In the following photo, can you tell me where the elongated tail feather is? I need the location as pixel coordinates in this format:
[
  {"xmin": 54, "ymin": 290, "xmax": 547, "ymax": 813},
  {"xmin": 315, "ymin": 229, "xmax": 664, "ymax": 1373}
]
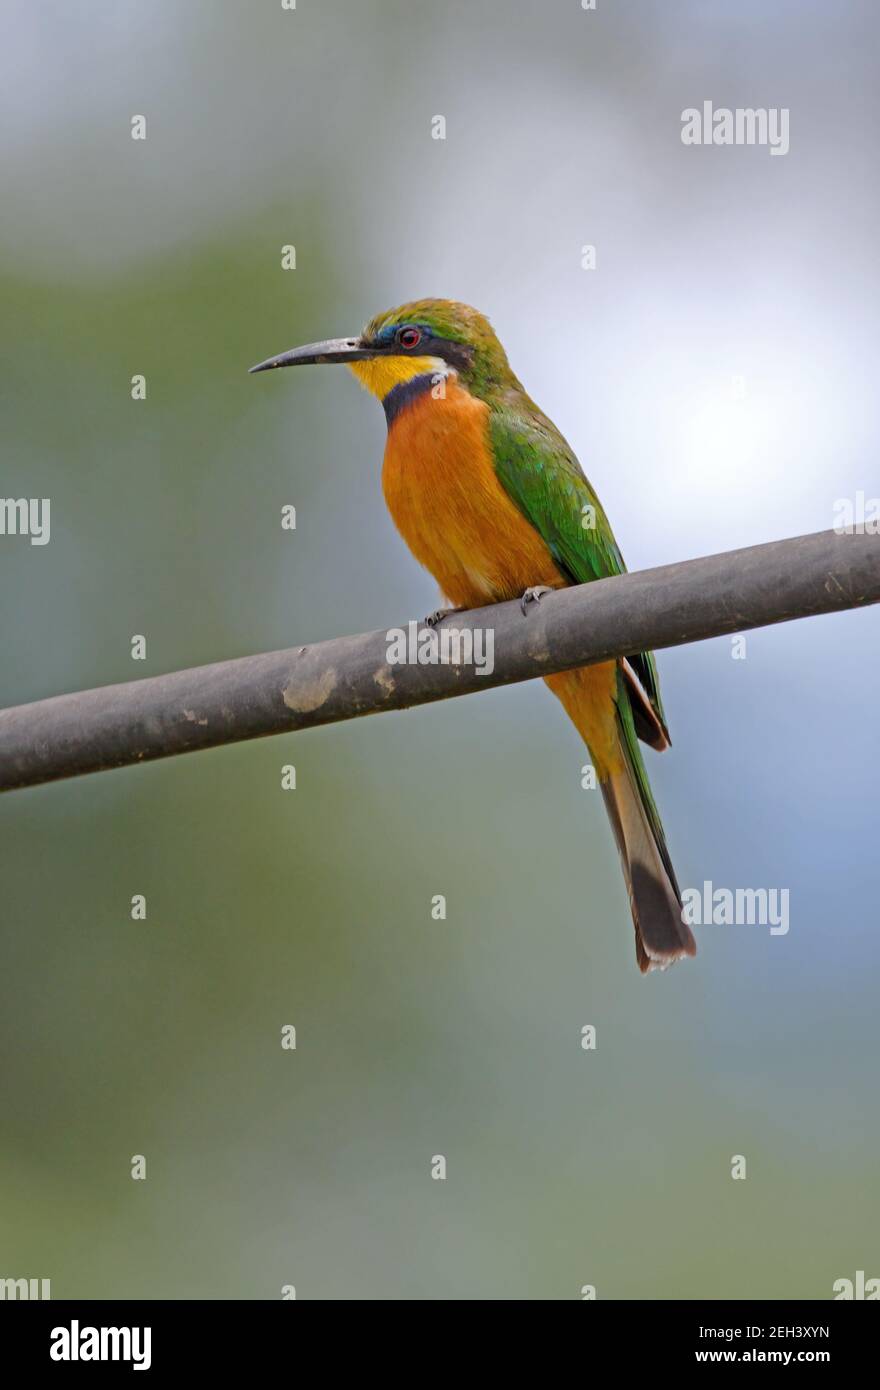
[
  {"xmin": 545, "ymin": 662, "xmax": 696, "ymax": 973},
  {"xmin": 601, "ymin": 758, "xmax": 696, "ymax": 972},
  {"xmin": 602, "ymin": 677, "xmax": 696, "ymax": 972}
]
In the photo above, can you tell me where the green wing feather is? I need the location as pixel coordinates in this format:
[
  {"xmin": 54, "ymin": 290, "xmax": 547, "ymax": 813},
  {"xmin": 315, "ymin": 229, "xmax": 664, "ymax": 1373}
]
[{"xmin": 487, "ymin": 402, "xmax": 669, "ymax": 739}]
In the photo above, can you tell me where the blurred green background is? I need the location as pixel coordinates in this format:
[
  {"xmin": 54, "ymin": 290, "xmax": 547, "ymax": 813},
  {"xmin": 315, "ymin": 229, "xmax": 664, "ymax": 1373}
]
[{"xmin": 1, "ymin": 0, "xmax": 878, "ymax": 1299}]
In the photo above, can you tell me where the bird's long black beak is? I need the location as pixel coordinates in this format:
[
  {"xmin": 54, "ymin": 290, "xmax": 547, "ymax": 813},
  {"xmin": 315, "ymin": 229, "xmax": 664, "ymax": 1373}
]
[{"xmin": 248, "ymin": 336, "xmax": 379, "ymax": 374}]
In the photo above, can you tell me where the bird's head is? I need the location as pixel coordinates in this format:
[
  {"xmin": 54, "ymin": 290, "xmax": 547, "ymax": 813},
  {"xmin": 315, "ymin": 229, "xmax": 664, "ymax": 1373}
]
[{"xmin": 249, "ymin": 299, "xmax": 516, "ymax": 403}]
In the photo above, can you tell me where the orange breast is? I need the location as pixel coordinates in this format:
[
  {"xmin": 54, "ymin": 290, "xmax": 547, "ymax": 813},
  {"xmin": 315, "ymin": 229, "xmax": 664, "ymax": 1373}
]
[
  {"xmin": 381, "ymin": 377, "xmax": 624, "ymax": 776},
  {"xmin": 381, "ymin": 377, "xmax": 564, "ymax": 609}
]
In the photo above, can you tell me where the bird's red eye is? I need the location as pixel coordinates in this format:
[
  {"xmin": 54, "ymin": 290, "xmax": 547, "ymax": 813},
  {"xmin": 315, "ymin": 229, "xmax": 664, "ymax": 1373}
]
[{"xmin": 398, "ymin": 327, "xmax": 422, "ymax": 349}]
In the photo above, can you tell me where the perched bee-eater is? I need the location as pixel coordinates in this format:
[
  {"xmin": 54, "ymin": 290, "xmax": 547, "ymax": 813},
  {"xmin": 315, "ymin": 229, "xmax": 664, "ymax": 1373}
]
[{"xmin": 251, "ymin": 300, "xmax": 696, "ymax": 972}]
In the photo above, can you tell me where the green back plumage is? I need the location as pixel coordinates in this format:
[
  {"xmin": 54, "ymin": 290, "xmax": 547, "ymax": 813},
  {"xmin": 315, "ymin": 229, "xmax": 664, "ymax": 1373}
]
[{"xmin": 486, "ymin": 399, "xmax": 668, "ymax": 737}]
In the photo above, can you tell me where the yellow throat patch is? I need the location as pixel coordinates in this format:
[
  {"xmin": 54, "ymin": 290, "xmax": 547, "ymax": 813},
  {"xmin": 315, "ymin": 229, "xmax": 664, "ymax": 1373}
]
[{"xmin": 348, "ymin": 355, "xmax": 447, "ymax": 401}]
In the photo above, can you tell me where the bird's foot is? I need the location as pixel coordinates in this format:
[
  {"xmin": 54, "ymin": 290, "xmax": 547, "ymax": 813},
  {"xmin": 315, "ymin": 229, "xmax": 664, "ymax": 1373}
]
[
  {"xmin": 520, "ymin": 585, "xmax": 554, "ymax": 616},
  {"xmin": 424, "ymin": 606, "xmax": 461, "ymax": 628}
]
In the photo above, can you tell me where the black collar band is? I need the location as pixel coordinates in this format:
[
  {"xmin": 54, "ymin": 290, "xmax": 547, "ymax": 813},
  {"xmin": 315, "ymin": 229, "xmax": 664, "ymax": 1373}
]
[{"xmin": 383, "ymin": 372, "xmax": 444, "ymax": 426}]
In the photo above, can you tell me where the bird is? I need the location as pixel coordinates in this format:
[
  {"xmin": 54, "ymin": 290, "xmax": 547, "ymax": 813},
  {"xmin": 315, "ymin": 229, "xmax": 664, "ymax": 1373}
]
[{"xmin": 250, "ymin": 299, "xmax": 696, "ymax": 973}]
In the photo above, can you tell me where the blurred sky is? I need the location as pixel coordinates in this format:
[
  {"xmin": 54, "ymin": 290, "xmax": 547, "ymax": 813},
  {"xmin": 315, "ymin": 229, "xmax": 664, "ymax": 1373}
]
[{"xmin": 1, "ymin": 0, "xmax": 878, "ymax": 1299}]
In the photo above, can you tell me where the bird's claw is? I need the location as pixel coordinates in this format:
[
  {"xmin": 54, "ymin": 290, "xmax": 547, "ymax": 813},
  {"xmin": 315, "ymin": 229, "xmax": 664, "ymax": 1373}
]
[
  {"xmin": 520, "ymin": 585, "xmax": 554, "ymax": 616},
  {"xmin": 424, "ymin": 607, "xmax": 459, "ymax": 628}
]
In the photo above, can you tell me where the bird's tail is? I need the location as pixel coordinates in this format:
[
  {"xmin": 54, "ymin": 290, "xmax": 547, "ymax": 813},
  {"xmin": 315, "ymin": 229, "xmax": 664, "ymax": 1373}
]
[
  {"xmin": 547, "ymin": 663, "xmax": 696, "ymax": 973},
  {"xmin": 600, "ymin": 700, "xmax": 697, "ymax": 973}
]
